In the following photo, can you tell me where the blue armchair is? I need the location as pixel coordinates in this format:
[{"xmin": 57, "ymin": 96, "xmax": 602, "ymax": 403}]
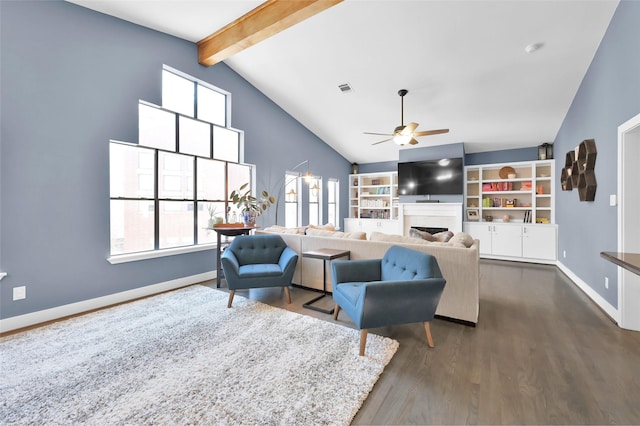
[
  {"xmin": 332, "ymin": 245, "xmax": 446, "ymax": 356},
  {"xmin": 220, "ymin": 234, "xmax": 298, "ymax": 308}
]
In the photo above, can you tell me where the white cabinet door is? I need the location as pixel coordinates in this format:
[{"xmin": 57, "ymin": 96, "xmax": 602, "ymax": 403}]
[
  {"xmin": 464, "ymin": 222, "xmax": 493, "ymax": 255},
  {"xmin": 378, "ymin": 220, "xmax": 401, "ymax": 235},
  {"xmin": 522, "ymin": 225, "xmax": 557, "ymax": 260},
  {"xmin": 491, "ymin": 224, "xmax": 523, "ymax": 257},
  {"xmin": 343, "ymin": 218, "xmax": 360, "ymax": 233}
]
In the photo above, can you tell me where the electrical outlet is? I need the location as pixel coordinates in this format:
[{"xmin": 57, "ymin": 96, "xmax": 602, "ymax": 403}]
[
  {"xmin": 605, "ymin": 277, "xmax": 609, "ymax": 289},
  {"xmin": 563, "ymin": 250, "xmax": 567, "ymax": 259},
  {"xmin": 13, "ymin": 286, "xmax": 26, "ymax": 301}
]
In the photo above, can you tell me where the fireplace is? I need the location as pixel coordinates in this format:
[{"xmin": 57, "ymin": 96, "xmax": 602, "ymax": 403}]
[
  {"xmin": 399, "ymin": 203, "xmax": 463, "ymax": 237},
  {"xmin": 411, "ymin": 226, "xmax": 448, "ymax": 234}
]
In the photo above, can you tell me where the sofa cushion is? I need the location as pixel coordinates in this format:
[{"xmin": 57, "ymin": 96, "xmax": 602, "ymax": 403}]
[
  {"xmin": 305, "ymin": 228, "xmax": 367, "ymax": 240},
  {"xmin": 306, "ymin": 223, "xmax": 336, "ymax": 232},
  {"xmin": 370, "ymin": 232, "xmax": 431, "ymax": 245},
  {"xmin": 262, "ymin": 225, "xmax": 306, "ymax": 234}
]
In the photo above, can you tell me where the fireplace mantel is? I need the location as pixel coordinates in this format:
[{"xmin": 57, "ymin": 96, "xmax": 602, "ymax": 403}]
[{"xmin": 398, "ymin": 203, "xmax": 463, "ymax": 236}]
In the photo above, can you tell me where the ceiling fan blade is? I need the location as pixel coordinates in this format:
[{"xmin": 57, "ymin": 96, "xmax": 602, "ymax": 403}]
[
  {"xmin": 413, "ymin": 128, "xmax": 450, "ymax": 137},
  {"xmin": 409, "ymin": 138, "xmax": 419, "ymax": 145},
  {"xmin": 401, "ymin": 122, "xmax": 419, "ymax": 135},
  {"xmin": 371, "ymin": 138, "xmax": 392, "ymax": 145},
  {"xmin": 364, "ymin": 131, "xmax": 393, "ymax": 136}
]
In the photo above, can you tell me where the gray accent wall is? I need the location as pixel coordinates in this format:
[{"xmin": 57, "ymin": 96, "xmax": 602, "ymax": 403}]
[
  {"xmin": 553, "ymin": 0, "xmax": 639, "ymax": 308},
  {"xmin": 0, "ymin": 1, "xmax": 349, "ymax": 320}
]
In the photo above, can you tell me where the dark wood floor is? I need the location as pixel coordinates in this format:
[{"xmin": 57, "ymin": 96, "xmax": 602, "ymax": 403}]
[{"xmin": 208, "ymin": 259, "xmax": 640, "ymax": 425}]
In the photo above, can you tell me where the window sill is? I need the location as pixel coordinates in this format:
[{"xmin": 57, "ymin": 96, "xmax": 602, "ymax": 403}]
[{"xmin": 107, "ymin": 243, "xmax": 217, "ymax": 264}]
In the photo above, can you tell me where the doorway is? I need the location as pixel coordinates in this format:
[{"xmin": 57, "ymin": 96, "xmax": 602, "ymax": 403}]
[{"xmin": 618, "ymin": 112, "xmax": 640, "ymax": 331}]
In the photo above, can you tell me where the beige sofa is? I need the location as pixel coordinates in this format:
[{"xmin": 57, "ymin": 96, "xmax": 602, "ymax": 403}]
[{"xmin": 257, "ymin": 228, "xmax": 480, "ymax": 325}]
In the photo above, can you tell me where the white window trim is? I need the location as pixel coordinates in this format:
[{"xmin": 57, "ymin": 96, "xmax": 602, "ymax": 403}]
[{"xmin": 108, "ymin": 242, "xmax": 217, "ymax": 264}]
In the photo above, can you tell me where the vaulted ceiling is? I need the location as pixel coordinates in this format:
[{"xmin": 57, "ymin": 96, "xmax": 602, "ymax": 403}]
[{"xmin": 67, "ymin": 0, "xmax": 619, "ymax": 164}]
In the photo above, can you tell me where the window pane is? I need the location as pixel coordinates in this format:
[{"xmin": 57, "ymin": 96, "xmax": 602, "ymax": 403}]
[
  {"xmin": 158, "ymin": 152, "xmax": 193, "ymax": 199},
  {"xmin": 197, "ymin": 158, "xmax": 226, "ymax": 200},
  {"xmin": 197, "ymin": 84, "xmax": 226, "ymax": 126},
  {"xmin": 162, "ymin": 70, "xmax": 194, "ymax": 117},
  {"xmin": 179, "ymin": 116, "xmax": 210, "ymax": 157},
  {"xmin": 228, "ymin": 163, "xmax": 251, "ymax": 197},
  {"xmin": 110, "ymin": 200, "xmax": 155, "ymax": 255},
  {"xmin": 110, "ymin": 143, "xmax": 155, "ymax": 199},
  {"xmin": 159, "ymin": 201, "xmax": 194, "ymax": 249},
  {"xmin": 213, "ymin": 126, "xmax": 239, "ymax": 163},
  {"xmin": 139, "ymin": 103, "xmax": 176, "ymax": 151},
  {"xmin": 285, "ymin": 203, "xmax": 298, "ymax": 228}
]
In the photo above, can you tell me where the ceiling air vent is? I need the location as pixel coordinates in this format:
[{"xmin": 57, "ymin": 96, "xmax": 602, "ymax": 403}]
[{"xmin": 338, "ymin": 83, "xmax": 353, "ymax": 93}]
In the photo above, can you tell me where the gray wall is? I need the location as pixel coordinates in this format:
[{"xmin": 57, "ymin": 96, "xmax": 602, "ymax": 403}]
[
  {"xmin": 0, "ymin": 1, "xmax": 349, "ymax": 320},
  {"xmin": 553, "ymin": 0, "xmax": 640, "ymax": 308}
]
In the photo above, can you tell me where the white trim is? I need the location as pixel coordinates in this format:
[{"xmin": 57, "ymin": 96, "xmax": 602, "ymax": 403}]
[
  {"xmin": 0, "ymin": 272, "xmax": 7, "ymax": 281},
  {"xmin": 617, "ymin": 112, "xmax": 640, "ymax": 330},
  {"xmin": 108, "ymin": 243, "xmax": 216, "ymax": 264},
  {"xmin": 0, "ymin": 271, "xmax": 216, "ymax": 333},
  {"xmin": 556, "ymin": 260, "xmax": 619, "ymax": 323}
]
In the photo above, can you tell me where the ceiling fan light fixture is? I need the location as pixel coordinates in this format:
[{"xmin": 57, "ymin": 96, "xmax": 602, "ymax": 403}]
[{"xmin": 393, "ymin": 134, "xmax": 412, "ymax": 146}]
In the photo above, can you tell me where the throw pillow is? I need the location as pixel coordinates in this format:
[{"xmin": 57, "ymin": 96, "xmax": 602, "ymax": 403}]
[
  {"xmin": 432, "ymin": 231, "xmax": 454, "ymax": 243},
  {"xmin": 409, "ymin": 228, "xmax": 435, "ymax": 241},
  {"xmin": 449, "ymin": 232, "xmax": 475, "ymax": 248}
]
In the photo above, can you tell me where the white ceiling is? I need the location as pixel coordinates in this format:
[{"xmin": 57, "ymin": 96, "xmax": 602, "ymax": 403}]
[{"xmin": 67, "ymin": 0, "xmax": 619, "ymax": 164}]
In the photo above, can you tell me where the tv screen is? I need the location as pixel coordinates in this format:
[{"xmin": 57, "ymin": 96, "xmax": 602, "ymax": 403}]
[{"xmin": 398, "ymin": 158, "xmax": 464, "ymax": 195}]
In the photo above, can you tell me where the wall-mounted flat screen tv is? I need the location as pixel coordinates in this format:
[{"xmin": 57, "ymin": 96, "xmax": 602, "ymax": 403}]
[{"xmin": 398, "ymin": 158, "xmax": 464, "ymax": 195}]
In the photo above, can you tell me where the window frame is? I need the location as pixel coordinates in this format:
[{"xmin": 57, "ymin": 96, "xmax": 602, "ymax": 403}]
[{"xmin": 108, "ymin": 65, "xmax": 250, "ymax": 264}]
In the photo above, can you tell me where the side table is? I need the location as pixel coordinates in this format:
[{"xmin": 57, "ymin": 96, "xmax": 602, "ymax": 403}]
[
  {"xmin": 302, "ymin": 248, "xmax": 350, "ymax": 314},
  {"xmin": 212, "ymin": 225, "xmax": 256, "ymax": 288}
]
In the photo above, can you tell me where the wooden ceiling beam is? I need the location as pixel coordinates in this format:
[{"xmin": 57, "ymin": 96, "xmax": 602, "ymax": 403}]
[{"xmin": 197, "ymin": 0, "xmax": 343, "ymax": 67}]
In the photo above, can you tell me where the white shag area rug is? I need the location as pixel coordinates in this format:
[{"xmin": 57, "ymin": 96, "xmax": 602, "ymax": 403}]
[{"xmin": 0, "ymin": 285, "xmax": 398, "ymax": 425}]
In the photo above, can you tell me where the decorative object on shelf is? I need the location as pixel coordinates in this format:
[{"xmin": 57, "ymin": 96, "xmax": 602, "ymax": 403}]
[
  {"xmin": 560, "ymin": 139, "xmax": 597, "ymax": 201},
  {"xmin": 503, "ymin": 215, "xmax": 510, "ymax": 222},
  {"xmin": 499, "ymin": 166, "xmax": 516, "ymax": 179},
  {"xmin": 508, "ymin": 173, "xmax": 516, "ymax": 179},
  {"xmin": 229, "ymin": 182, "xmax": 275, "ymax": 226},
  {"xmin": 207, "ymin": 204, "xmax": 223, "ymax": 228},
  {"xmin": 538, "ymin": 143, "xmax": 554, "ymax": 160},
  {"xmin": 484, "ymin": 215, "xmax": 493, "ymax": 222},
  {"xmin": 466, "ymin": 209, "xmax": 479, "ymax": 221},
  {"xmin": 351, "ymin": 163, "xmax": 359, "ymax": 174}
]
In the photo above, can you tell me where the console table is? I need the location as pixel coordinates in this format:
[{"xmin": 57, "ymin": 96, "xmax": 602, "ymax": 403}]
[
  {"xmin": 302, "ymin": 248, "xmax": 350, "ymax": 314},
  {"xmin": 212, "ymin": 225, "xmax": 256, "ymax": 287},
  {"xmin": 601, "ymin": 251, "xmax": 640, "ymax": 276}
]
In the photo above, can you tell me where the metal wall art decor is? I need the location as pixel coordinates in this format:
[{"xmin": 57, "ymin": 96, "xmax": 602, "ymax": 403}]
[{"xmin": 560, "ymin": 139, "xmax": 597, "ymax": 201}]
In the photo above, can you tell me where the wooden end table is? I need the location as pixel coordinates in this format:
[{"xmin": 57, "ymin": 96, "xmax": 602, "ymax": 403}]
[{"xmin": 302, "ymin": 248, "xmax": 350, "ymax": 314}]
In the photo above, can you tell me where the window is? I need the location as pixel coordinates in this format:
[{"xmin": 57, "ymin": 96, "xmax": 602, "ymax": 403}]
[
  {"xmin": 327, "ymin": 179, "xmax": 339, "ymax": 228},
  {"xmin": 284, "ymin": 172, "xmax": 301, "ymax": 228},
  {"xmin": 110, "ymin": 66, "xmax": 247, "ymax": 258},
  {"xmin": 308, "ymin": 177, "xmax": 322, "ymax": 226}
]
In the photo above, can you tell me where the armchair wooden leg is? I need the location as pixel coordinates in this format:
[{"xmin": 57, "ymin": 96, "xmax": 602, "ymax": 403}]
[
  {"xmin": 333, "ymin": 304, "xmax": 341, "ymax": 320},
  {"xmin": 424, "ymin": 321, "xmax": 435, "ymax": 348},
  {"xmin": 284, "ymin": 286, "xmax": 291, "ymax": 304},
  {"xmin": 227, "ymin": 290, "xmax": 235, "ymax": 308},
  {"xmin": 359, "ymin": 330, "xmax": 368, "ymax": 356}
]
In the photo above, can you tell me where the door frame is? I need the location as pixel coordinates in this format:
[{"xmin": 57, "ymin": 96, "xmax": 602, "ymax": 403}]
[{"xmin": 617, "ymin": 112, "xmax": 640, "ymax": 331}]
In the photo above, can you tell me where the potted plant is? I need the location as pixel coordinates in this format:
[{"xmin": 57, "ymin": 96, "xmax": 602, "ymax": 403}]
[{"xmin": 229, "ymin": 182, "xmax": 275, "ymax": 226}]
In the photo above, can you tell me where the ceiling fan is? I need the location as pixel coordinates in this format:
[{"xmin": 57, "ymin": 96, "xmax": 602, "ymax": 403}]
[{"xmin": 365, "ymin": 89, "xmax": 449, "ymax": 146}]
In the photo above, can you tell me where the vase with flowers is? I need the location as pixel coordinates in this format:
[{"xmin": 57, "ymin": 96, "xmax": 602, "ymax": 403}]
[{"xmin": 229, "ymin": 183, "xmax": 275, "ymax": 226}]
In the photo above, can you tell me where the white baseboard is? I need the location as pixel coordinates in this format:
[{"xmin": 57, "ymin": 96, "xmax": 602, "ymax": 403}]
[
  {"xmin": 556, "ymin": 261, "xmax": 620, "ymax": 323},
  {"xmin": 0, "ymin": 271, "xmax": 217, "ymax": 333}
]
